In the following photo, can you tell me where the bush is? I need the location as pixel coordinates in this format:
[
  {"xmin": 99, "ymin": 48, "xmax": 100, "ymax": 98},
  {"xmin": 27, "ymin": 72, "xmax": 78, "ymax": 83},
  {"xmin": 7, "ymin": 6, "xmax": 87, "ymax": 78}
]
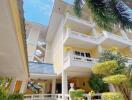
[
  {"xmin": 102, "ymin": 92, "xmax": 124, "ymax": 100},
  {"xmin": 103, "ymin": 74, "xmax": 127, "ymax": 84},
  {"xmin": 92, "ymin": 60, "xmax": 118, "ymax": 75},
  {"xmin": 70, "ymin": 89, "xmax": 85, "ymax": 100},
  {"xmin": 7, "ymin": 93, "xmax": 24, "ymax": 100},
  {"xmin": 89, "ymin": 74, "xmax": 109, "ymax": 93}
]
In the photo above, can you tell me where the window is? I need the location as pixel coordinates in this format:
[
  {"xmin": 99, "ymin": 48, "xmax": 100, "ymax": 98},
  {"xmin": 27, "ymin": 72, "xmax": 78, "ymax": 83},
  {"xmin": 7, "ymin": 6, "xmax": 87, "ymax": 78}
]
[
  {"xmin": 81, "ymin": 52, "xmax": 85, "ymax": 57},
  {"xmin": 74, "ymin": 51, "xmax": 80, "ymax": 56},
  {"xmin": 85, "ymin": 53, "xmax": 91, "ymax": 57},
  {"xmin": 74, "ymin": 51, "xmax": 91, "ymax": 58}
]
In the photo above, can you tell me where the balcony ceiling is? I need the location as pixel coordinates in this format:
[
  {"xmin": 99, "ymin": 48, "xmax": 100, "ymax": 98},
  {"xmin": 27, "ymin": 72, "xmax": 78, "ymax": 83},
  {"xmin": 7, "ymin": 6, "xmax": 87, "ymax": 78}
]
[
  {"xmin": 102, "ymin": 38, "xmax": 128, "ymax": 49},
  {"xmin": 64, "ymin": 36, "xmax": 97, "ymax": 49},
  {"xmin": 66, "ymin": 67, "xmax": 91, "ymax": 77},
  {"xmin": 66, "ymin": 18, "xmax": 93, "ymax": 35},
  {"xmin": 0, "ymin": 1, "xmax": 28, "ymax": 80}
]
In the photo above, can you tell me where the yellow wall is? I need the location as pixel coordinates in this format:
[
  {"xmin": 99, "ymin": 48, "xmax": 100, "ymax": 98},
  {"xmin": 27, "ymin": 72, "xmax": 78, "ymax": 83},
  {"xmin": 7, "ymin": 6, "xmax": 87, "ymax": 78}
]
[
  {"xmin": 14, "ymin": 81, "xmax": 22, "ymax": 93},
  {"xmin": 69, "ymin": 77, "xmax": 92, "ymax": 93},
  {"xmin": 120, "ymin": 47, "xmax": 132, "ymax": 57},
  {"xmin": 64, "ymin": 46, "xmax": 98, "ymax": 58}
]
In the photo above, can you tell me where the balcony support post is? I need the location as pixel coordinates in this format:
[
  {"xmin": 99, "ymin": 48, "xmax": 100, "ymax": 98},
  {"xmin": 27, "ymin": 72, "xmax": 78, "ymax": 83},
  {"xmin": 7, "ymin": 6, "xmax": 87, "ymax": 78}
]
[
  {"xmin": 62, "ymin": 71, "xmax": 68, "ymax": 100},
  {"xmin": 52, "ymin": 78, "xmax": 56, "ymax": 94},
  {"xmin": 92, "ymin": 25, "xmax": 97, "ymax": 38},
  {"xmin": 120, "ymin": 30, "xmax": 129, "ymax": 40},
  {"xmin": 97, "ymin": 45, "xmax": 103, "ymax": 54}
]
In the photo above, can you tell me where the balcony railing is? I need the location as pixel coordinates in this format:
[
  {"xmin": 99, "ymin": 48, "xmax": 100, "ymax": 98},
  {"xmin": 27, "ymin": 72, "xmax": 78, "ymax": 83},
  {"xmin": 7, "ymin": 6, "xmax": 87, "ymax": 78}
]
[
  {"xmin": 64, "ymin": 52, "xmax": 98, "ymax": 68},
  {"xmin": 64, "ymin": 28, "xmax": 131, "ymax": 45},
  {"xmin": 73, "ymin": 55, "xmax": 98, "ymax": 63},
  {"xmin": 70, "ymin": 30, "xmax": 97, "ymax": 41},
  {"xmin": 66, "ymin": 12, "xmax": 92, "ymax": 25},
  {"xmin": 29, "ymin": 62, "xmax": 55, "ymax": 74},
  {"xmin": 24, "ymin": 93, "xmax": 102, "ymax": 100}
]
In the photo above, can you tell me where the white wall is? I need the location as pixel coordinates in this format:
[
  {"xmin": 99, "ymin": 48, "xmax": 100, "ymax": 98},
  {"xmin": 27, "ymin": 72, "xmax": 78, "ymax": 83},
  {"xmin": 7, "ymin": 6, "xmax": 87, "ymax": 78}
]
[{"xmin": 50, "ymin": 16, "xmax": 65, "ymax": 74}]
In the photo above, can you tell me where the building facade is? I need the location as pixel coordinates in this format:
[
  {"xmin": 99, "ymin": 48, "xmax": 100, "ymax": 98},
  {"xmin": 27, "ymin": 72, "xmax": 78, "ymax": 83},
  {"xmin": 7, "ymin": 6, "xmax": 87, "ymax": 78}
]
[
  {"xmin": 44, "ymin": 0, "xmax": 132, "ymax": 95},
  {"xmin": 24, "ymin": 0, "xmax": 132, "ymax": 96},
  {"xmin": 1, "ymin": 0, "xmax": 132, "ymax": 99}
]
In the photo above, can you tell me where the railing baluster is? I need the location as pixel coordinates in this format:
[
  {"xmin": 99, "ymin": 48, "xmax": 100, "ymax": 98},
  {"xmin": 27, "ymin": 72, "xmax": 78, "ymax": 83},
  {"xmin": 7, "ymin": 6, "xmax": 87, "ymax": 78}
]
[{"xmin": 24, "ymin": 93, "xmax": 102, "ymax": 100}]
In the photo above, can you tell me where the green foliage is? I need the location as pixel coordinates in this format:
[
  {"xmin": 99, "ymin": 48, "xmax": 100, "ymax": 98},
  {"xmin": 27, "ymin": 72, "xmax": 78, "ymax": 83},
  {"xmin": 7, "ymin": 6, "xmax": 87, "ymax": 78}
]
[
  {"xmin": 0, "ymin": 77, "xmax": 23, "ymax": 100},
  {"xmin": 89, "ymin": 74, "xmax": 109, "ymax": 93},
  {"xmin": 125, "ymin": 64, "xmax": 132, "ymax": 90},
  {"xmin": 74, "ymin": 0, "xmax": 82, "ymax": 17},
  {"xmin": 99, "ymin": 49, "xmax": 127, "ymax": 74},
  {"xmin": 85, "ymin": 0, "xmax": 118, "ymax": 31},
  {"xmin": 7, "ymin": 93, "xmax": 24, "ymax": 100},
  {"xmin": 0, "ymin": 90, "xmax": 23, "ymax": 100},
  {"xmin": 102, "ymin": 92, "xmax": 124, "ymax": 100},
  {"xmin": 74, "ymin": 0, "xmax": 132, "ymax": 31},
  {"xmin": 0, "ymin": 89, "xmax": 6, "ymax": 100},
  {"xmin": 70, "ymin": 89, "xmax": 85, "ymax": 100},
  {"xmin": 0, "ymin": 77, "xmax": 12, "ymax": 95},
  {"xmin": 92, "ymin": 60, "xmax": 118, "ymax": 75},
  {"xmin": 103, "ymin": 74, "xmax": 127, "ymax": 84}
]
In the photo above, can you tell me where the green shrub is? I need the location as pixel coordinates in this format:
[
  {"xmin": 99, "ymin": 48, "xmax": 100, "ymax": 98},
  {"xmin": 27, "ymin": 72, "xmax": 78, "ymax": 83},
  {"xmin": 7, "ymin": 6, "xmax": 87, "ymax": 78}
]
[
  {"xmin": 70, "ymin": 89, "xmax": 85, "ymax": 100},
  {"xmin": 102, "ymin": 92, "xmax": 124, "ymax": 100},
  {"xmin": 103, "ymin": 74, "xmax": 127, "ymax": 84},
  {"xmin": 7, "ymin": 93, "xmax": 24, "ymax": 100},
  {"xmin": 92, "ymin": 60, "xmax": 118, "ymax": 75},
  {"xmin": 89, "ymin": 74, "xmax": 109, "ymax": 93}
]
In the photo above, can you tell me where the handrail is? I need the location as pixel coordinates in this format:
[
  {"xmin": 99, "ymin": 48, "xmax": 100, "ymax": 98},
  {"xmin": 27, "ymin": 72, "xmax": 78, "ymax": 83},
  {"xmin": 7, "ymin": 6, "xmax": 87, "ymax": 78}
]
[
  {"xmin": 73, "ymin": 55, "xmax": 98, "ymax": 63},
  {"xmin": 66, "ymin": 29, "xmax": 132, "ymax": 44},
  {"xmin": 66, "ymin": 12, "xmax": 92, "ymax": 25},
  {"xmin": 107, "ymin": 32, "xmax": 124, "ymax": 39},
  {"xmin": 70, "ymin": 30, "xmax": 97, "ymax": 41},
  {"xmin": 24, "ymin": 93, "xmax": 102, "ymax": 100},
  {"xmin": 24, "ymin": 94, "xmax": 70, "ymax": 100}
]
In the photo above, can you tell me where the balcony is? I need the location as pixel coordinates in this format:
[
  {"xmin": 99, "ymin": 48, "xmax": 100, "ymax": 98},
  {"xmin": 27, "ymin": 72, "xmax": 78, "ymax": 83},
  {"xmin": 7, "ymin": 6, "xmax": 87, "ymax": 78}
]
[
  {"xmin": 29, "ymin": 62, "xmax": 56, "ymax": 79},
  {"xmin": 101, "ymin": 32, "xmax": 129, "ymax": 48},
  {"xmin": 63, "ymin": 52, "xmax": 97, "ymax": 72},
  {"xmin": 65, "ymin": 12, "xmax": 93, "ymax": 27},
  {"xmin": 64, "ymin": 29, "xmax": 130, "ymax": 49},
  {"xmin": 64, "ymin": 29, "xmax": 100, "ymax": 49}
]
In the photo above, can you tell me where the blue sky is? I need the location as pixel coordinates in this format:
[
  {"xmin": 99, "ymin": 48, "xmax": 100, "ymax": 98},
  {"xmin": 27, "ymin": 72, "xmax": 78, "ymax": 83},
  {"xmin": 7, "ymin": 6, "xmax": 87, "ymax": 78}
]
[{"xmin": 23, "ymin": 0, "xmax": 74, "ymax": 26}]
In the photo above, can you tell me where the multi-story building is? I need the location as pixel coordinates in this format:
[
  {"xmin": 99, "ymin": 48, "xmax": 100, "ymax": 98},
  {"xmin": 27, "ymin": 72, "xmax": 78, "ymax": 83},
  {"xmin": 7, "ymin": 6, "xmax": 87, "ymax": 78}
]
[
  {"xmin": 1, "ymin": 0, "xmax": 132, "ymax": 99},
  {"xmin": 26, "ymin": 21, "xmax": 47, "ymax": 63},
  {"xmin": 44, "ymin": 0, "xmax": 132, "ymax": 96}
]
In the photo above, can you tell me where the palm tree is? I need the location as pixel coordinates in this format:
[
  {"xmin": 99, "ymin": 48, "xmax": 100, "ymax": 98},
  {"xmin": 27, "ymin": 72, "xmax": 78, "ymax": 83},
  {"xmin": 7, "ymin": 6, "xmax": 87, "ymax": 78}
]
[{"xmin": 74, "ymin": 0, "xmax": 132, "ymax": 31}]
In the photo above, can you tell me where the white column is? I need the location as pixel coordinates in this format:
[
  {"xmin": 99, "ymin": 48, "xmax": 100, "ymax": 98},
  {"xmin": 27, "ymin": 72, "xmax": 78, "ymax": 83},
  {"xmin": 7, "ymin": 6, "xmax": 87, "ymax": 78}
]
[
  {"xmin": 62, "ymin": 71, "xmax": 68, "ymax": 100},
  {"xmin": 120, "ymin": 30, "xmax": 129, "ymax": 40},
  {"xmin": 9, "ymin": 78, "xmax": 16, "ymax": 94},
  {"xmin": 92, "ymin": 26, "xmax": 97, "ymax": 38},
  {"xmin": 52, "ymin": 79, "xmax": 56, "ymax": 94},
  {"xmin": 19, "ymin": 80, "xmax": 27, "ymax": 93},
  {"xmin": 129, "ymin": 45, "xmax": 132, "ymax": 52},
  {"xmin": 97, "ymin": 45, "xmax": 103, "ymax": 54}
]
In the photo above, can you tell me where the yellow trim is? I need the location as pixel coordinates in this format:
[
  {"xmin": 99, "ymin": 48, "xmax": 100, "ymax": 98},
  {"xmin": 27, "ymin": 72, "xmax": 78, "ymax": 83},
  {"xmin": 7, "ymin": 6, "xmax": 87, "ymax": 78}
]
[
  {"xmin": 64, "ymin": 46, "xmax": 73, "ymax": 51},
  {"xmin": 8, "ymin": 0, "xmax": 28, "ymax": 77}
]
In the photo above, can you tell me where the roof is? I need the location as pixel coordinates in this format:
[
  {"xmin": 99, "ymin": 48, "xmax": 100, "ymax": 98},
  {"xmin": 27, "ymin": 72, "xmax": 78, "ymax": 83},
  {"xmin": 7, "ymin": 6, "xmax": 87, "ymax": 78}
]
[{"xmin": 29, "ymin": 62, "xmax": 55, "ymax": 75}]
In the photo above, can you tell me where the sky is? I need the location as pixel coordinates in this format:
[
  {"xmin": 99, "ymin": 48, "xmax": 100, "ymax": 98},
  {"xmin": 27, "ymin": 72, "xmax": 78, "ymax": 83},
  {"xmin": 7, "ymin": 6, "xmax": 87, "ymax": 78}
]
[{"xmin": 23, "ymin": 0, "xmax": 74, "ymax": 26}]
